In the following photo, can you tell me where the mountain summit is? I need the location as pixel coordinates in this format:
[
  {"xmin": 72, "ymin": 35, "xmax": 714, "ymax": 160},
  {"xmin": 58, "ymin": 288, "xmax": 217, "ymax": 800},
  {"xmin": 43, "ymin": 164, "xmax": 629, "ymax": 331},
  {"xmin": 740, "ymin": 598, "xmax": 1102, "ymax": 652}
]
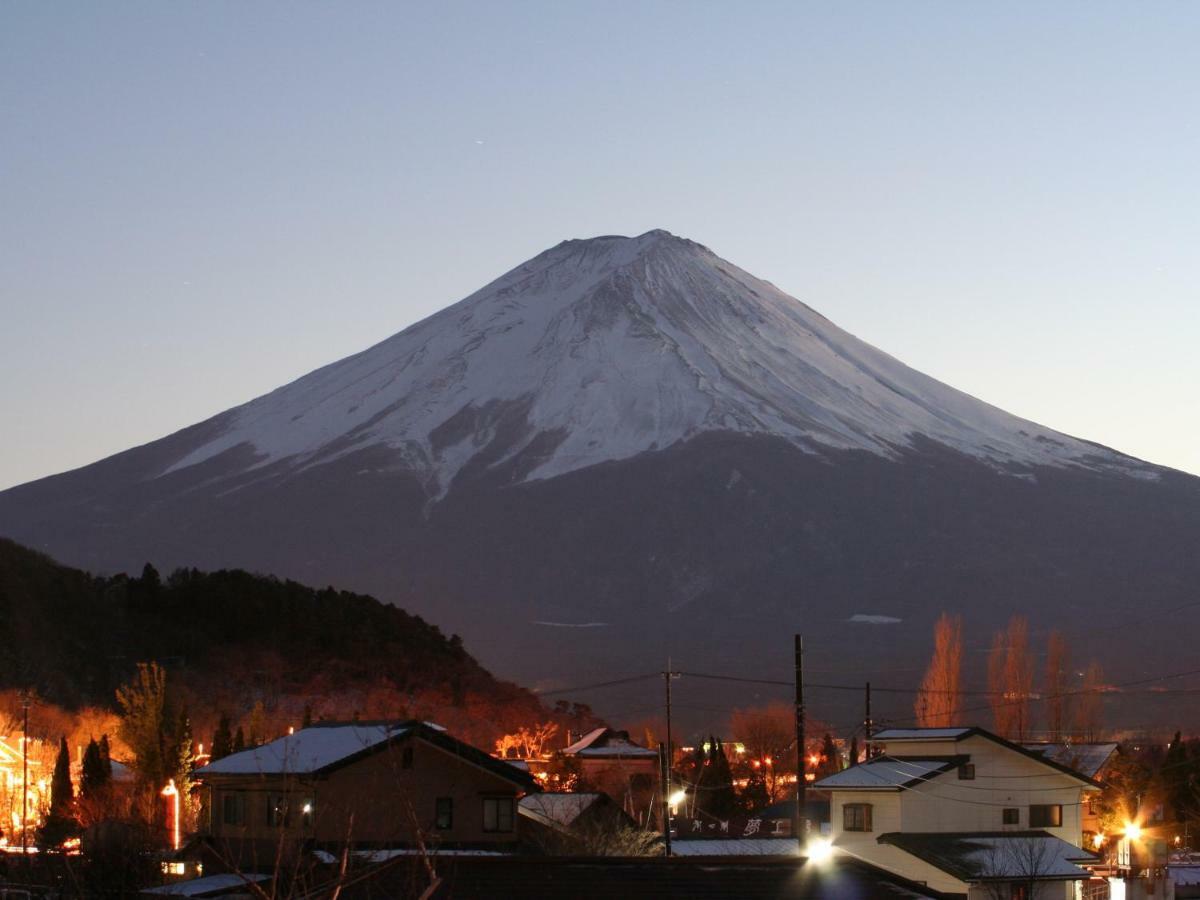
[
  {"xmin": 2, "ymin": 231, "xmax": 1197, "ymax": 725},
  {"xmin": 161, "ymin": 229, "xmax": 1145, "ymax": 496}
]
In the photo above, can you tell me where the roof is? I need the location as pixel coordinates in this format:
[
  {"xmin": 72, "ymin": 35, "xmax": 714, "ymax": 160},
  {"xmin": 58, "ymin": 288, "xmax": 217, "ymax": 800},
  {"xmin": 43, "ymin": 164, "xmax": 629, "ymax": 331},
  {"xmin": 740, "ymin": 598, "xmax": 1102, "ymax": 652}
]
[
  {"xmin": 519, "ymin": 793, "xmax": 605, "ymax": 830},
  {"xmin": 872, "ymin": 729, "xmax": 973, "ymax": 741},
  {"xmin": 878, "ymin": 831, "xmax": 1098, "ymax": 883},
  {"xmin": 193, "ymin": 721, "xmax": 536, "ymax": 790},
  {"xmin": 141, "ymin": 873, "xmax": 271, "ymax": 897},
  {"xmin": 750, "ymin": 797, "xmax": 831, "ymax": 823},
  {"xmin": 869, "ymin": 727, "xmax": 1103, "ymax": 787},
  {"xmin": 1020, "ymin": 743, "xmax": 1119, "ymax": 779},
  {"xmin": 670, "ymin": 838, "xmax": 801, "ymax": 856},
  {"xmin": 562, "ymin": 728, "xmax": 659, "ymax": 759},
  {"xmin": 813, "ymin": 758, "xmax": 957, "ymax": 790},
  {"xmin": 336, "ymin": 856, "xmax": 956, "ymax": 899}
]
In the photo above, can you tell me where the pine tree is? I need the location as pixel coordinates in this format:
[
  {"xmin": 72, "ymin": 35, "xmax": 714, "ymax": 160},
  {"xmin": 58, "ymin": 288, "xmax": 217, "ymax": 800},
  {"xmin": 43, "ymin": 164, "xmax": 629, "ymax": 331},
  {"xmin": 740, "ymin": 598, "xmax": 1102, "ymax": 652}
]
[
  {"xmin": 706, "ymin": 737, "xmax": 738, "ymax": 821},
  {"xmin": 247, "ymin": 701, "xmax": 266, "ymax": 746},
  {"xmin": 302, "ymin": 704, "xmax": 313, "ymax": 729},
  {"xmin": 176, "ymin": 707, "xmax": 195, "ymax": 789},
  {"xmin": 81, "ymin": 738, "xmax": 108, "ymax": 799},
  {"xmin": 233, "ymin": 726, "xmax": 246, "ymax": 753},
  {"xmin": 99, "ymin": 733, "xmax": 113, "ymax": 780},
  {"xmin": 848, "ymin": 735, "xmax": 859, "ymax": 768},
  {"xmin": 817, "ymin": 733, "xmax": 841, "ymax": 778},
  {"xmin": 141, "ymin": 562, "xmax": 162, "ymax": 592},
  {"xmin": 39, "ymin": 737, "xmax": 77, "ymax": 847},
  {"xmin": 211, "ymin": 714, "xmax": 233, "ymax": 761},
  {"xmin": 739, "ymin": 767, "xmax": 770, "ymax": 813}
]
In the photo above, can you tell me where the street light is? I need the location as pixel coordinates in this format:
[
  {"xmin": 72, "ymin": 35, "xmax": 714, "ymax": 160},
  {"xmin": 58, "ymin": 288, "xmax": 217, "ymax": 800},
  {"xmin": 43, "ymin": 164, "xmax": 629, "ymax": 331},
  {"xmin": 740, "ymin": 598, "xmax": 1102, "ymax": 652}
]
[{"xmin": 162, "ymin": 780, "xmax": 180, "ymax": 850}]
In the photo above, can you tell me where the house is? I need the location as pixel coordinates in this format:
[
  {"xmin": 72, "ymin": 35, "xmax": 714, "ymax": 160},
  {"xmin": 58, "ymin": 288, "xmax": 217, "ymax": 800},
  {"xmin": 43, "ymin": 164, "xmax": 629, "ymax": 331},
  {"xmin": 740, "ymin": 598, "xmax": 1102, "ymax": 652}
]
[
  {"xmin": 1021, "ymin": 741, "xmax": 1119, "ymax": 839},
  {"xmin": 190, "ymin": 720, "xmax": 537, "ymax": 865},
  {"xmin": 814, "ymin": 726, "xmax": 1103, "ymax": 898},
  {"xmin": 517, "ymin": 791, "xmax": 643, "ymax": 853},
  {"xmin": 0, "ymin": 734, "xmax": 45, "ymax": 845},
  {"xmin": 556, "ymin": 728, "xmax": 660, "ymax": 825}
]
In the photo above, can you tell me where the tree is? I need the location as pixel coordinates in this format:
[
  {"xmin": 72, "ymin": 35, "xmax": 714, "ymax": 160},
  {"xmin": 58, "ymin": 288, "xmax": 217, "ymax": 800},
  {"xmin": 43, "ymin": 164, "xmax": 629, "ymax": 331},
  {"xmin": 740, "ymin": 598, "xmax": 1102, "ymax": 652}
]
[
  {"xmin": 848, "ymin": 735, "xmax": 859, "ymax": 768},
  {"xmin": 99, "ymin": 733, "xmax": 113, "ymax": 780},
  {"xmin": 1074, "ymin": 661, "xmax": 1106, "ymax": 742},
  {"xmin": 1043, "ymin": 630, "xmax": 1071, "ymax": 741},
  {"xmin": 987, "ymin": 616, "xmax": 1034, "ymax": 738},
  {"xmin": 116, "ymin": 662, "xmax": 174, "ymax": 792},
  {"xmin": 698, "ymin": 737, "xmax": 738, "ymax": 822},
  {"xmin": 246, "ymin": 701, "xmax": 266, "ymax": 747},
  {"xmin": 730, "ymin": 703, "xmax": 796, "ymax": 801},
  {"xmin": 979, "ymin": 835, "xmax": 1057, "ymax": 900},
  {"xmin": 232, "ymin": 725, "xmax": 246, "ymax": 753},
  {"xmin": 815, "ymin": 733, "xmax": 841, "ymax": 779},
  {"xmin": 210, "ymin": 714, "xmax": 233, "ymax": 762},
  {"xmin": 914, "ymin": 613, "xmax": 963, "ymax": 727},
  {"xmin": 81, "ymin": 738, "xmax": 109, "ymax": 798},
  {"xmin": 302, "ymin": 704, "xmax": 313, "ymax": 729},
  {"xmin": 175, "ymin": 707, "xmax": 195, "ymax": 789},
  {"xmin": 39, "ymin": 736, "xmax": 77, "ymax": 847}
]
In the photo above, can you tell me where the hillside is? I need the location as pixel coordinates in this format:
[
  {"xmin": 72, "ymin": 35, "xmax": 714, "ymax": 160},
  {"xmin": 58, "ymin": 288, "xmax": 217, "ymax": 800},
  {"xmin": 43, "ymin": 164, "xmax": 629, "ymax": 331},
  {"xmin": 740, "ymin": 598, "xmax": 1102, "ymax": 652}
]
[{"xmin": 0, "ymin": 538, "xmax": 588, "ymax": 745}]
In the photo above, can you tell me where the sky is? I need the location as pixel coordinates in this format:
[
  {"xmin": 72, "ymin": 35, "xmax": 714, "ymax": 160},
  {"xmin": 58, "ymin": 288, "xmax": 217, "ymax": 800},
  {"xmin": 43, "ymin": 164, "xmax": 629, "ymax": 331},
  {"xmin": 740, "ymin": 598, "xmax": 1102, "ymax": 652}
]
[{"xmin": 2, "ymin": 2, "xmax": 1197, "ymax": 490}]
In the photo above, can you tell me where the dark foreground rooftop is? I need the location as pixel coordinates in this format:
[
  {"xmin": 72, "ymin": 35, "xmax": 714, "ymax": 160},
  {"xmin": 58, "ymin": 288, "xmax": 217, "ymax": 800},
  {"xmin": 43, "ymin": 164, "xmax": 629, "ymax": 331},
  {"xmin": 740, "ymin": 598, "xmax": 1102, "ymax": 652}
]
[{"xmin": 336, "ymin": 855, "xmax": 954, "ymax": 899}]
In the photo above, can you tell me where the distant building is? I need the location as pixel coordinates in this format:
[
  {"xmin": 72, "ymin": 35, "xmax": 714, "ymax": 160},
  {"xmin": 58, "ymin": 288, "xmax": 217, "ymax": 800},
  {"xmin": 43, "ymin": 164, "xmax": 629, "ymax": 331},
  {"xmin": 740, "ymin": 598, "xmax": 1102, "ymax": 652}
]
[
  {"xmin": 191, "ymin": 720, "xmax": 537, "ymax": 867},
  {"xmin": 557, "ymin": 728, "xmax": 660, "ymax": 825}
]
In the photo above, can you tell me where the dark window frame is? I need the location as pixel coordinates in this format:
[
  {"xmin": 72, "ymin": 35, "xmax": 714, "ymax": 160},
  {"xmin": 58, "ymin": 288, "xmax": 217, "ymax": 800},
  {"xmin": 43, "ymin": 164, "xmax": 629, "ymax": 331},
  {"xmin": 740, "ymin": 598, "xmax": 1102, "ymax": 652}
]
[
  {"xmin": 222, "ymin": 792, "xmax": 245, "ymax": 826},
  {"xmin": 843, "ymin": 802, "xmax": 873, "ymax": 833},
  {"xmin": 1029, "ymin": 804, "xmax": 1063, "ymax": 828},
  {"xmin": 435, "ymin": 797, "xmax": 453, "ymax": 830},
  {"xmin": 1002, "ymin": 807, "xmax": 1020, "ymax": 825},
  {"xmin": 958, "ymin": 763, "xmax": 976, "ymax": 780},
  {"xmin": 482, "ymin": 796, "xmax": 515, "ymax": 833}
]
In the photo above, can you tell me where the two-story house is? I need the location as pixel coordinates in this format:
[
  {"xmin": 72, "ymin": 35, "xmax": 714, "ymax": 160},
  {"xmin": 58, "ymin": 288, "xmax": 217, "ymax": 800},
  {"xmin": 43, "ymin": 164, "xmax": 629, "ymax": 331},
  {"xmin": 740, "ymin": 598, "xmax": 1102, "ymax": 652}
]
[
  {"xmin": 814, "ymin": 727, "xmax": 1102, "ymax": 899},
  {"xmin": 191, "ymin": 720, "xmax": 537, "ymax": 865}
]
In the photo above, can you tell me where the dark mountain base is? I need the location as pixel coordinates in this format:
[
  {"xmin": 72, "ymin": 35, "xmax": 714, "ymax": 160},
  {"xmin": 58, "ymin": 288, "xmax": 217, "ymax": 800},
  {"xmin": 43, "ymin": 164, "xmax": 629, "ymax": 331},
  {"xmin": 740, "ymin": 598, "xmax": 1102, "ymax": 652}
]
[{"xmin": 3, "ymin": 432, "xmax": 1199, "ymax": 731}]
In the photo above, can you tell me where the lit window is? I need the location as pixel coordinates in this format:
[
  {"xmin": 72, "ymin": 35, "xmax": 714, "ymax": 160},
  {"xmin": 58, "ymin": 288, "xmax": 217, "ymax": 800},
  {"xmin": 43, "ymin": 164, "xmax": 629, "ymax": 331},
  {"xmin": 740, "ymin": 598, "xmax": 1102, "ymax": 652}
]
[
  {"xmin": 161, "ymin": 861, "xmax": 186, "ymax": 876},
  {"xmin": 436, "ymin": 797, "xmax": 453, "ymax": 830},
  {"xmin": 482, "ymin": 797, "xmax": 514, "ymax": 833},
  {"xmin": 958, "ymin": 763, "xmax": 975, "ymax": 780},
  {"xmin": 843, "ymin": 803, "xmax": 872, "ymax": 833},
  {"xmin": 1029, "ymin": 804, "xmax": 1063, "ymax": 828}
]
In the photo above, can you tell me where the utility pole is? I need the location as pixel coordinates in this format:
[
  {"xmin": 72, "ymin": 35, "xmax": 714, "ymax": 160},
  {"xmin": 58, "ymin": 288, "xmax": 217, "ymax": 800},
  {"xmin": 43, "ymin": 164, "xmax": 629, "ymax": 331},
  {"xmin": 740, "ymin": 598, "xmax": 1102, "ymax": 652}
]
[
  {"xmin": 794, "ymin": 634, "xmax": 806, "ymax": 849},
  {"xmin": 662, "ymin": 664, "xmax": 677, "ymax": 857},
  {"xmin": 864, "ymin": 681, "xmax": 873, "ymax": 760},
  {"xmin": 20, "ymin": 690, "xmax": 31, "ymax": 861}
]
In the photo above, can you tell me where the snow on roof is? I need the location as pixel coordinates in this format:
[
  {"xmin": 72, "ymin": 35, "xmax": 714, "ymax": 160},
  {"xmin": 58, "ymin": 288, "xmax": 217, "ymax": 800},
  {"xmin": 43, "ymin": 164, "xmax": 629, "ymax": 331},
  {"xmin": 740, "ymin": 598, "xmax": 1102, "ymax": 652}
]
[
  {"xmin": 872, "ymin": 728, "xmax": 973, "ymax": 741},
  {"xmin": 1021, "ymin": 743, "xmax": 1118, "ymax": 779},
  {"xmin": 194, "ymin": 724, "xmax": 409, "ymax": 776},
  {"xmin": 879, "ymin": 832, "xmax": 1096, "ymax": 882},
  {"xmin": 519, "ymin": 792, "xmax": 604, "ymax": 829},
  {"xmin": 562, "ymin": 727, "xmax": 658, "ymax": 758},
  {"xmin": 813, "ymin": 758, "xmax": 954, "ymax": 790},
  {"xmin": 1171, "ymin": 866, "xmax": 1200, "ymax": 887},
  {"xmin": 670, "ymin": 838, "xmax": 801, "ymax": 856},
  {"xmin": 141, "ymin": 873, "xmax": 271, "ymax": 896}
]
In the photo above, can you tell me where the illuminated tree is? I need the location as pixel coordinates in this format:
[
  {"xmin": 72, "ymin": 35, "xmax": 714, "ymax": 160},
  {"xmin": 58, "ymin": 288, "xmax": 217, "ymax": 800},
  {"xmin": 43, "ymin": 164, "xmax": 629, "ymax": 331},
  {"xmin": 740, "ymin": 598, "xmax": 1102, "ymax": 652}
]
[
  {"xmin": 914, "ymin": 613, "xmax": 963, "ymax": 727},
  {"xmin": 987, "ymin": 616, "xmax": 1034, "ymax": 738},
  {"xmin": 81, "ymin": 738, "xmax": 109, "ymax": 798},
  {"xmin": 730, "ymin": 703, "xmax": 796, "ymax": 801},
  {"xmin": 116, "ymin": 662, "xmax": 173, "ymax": 791},
  {"xmin": 38, "ymin": 736, "xmax": 77, "ymax": 847},
  {"xmin": 232, "ymin": 725, "xmax": 246, "ymax": 753},
  {"xmin": 1074, "ymin": 661, "xmax": 1106, "ymax": 742},
  {"xmin": 1043, "ymin": 630, "xmax": 1071, "ymax": 742},
  {"xmin": 210, "ymin": 714, "xmax": 233, "ymax": 761}
]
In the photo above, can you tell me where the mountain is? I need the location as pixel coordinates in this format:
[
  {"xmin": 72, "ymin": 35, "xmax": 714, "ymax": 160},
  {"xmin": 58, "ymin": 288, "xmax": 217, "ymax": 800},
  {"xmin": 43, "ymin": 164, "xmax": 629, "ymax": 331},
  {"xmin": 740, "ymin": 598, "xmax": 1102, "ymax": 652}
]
[
  {"xmin": 3, "ymin": 230, "xmax": 1199, "ymax": 726},
  {"xmin": 0, "ymin": 537, "xmax": 587, "ymax": 746}
]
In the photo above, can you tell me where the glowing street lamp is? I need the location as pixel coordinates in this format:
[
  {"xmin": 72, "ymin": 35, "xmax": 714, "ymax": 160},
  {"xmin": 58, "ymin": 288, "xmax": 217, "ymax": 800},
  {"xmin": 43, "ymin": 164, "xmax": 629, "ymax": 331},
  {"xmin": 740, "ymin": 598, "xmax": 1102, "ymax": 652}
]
[
  {"xmin": 807, "ymin": 838, "xmax": 834, "ymax": 864},
  {"xmin": 1124, "ymin": 822, "xmax": 1142, "ymax": 842},
  {"xmin": 162, "ymin": 779, "xmax": 180, "ymax": 851}
]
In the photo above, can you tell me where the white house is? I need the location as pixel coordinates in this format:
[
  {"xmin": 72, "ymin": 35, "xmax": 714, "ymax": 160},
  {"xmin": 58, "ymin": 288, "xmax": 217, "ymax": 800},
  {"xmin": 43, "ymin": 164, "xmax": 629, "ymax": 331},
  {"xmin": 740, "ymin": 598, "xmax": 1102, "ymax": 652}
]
[{"xmin": 813, "ymin": 726, "xmax": 1102, "ymax": 899}]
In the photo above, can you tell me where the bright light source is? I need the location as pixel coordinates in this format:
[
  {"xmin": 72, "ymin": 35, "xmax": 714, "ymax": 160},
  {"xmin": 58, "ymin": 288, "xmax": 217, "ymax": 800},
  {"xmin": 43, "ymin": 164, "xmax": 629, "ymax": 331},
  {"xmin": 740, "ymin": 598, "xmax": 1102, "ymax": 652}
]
[
  {"xmin": 302, "ymin": 803, "xmax": 313, "ymax": 814},
  {"xmin": 1093, "ymin": 833, "xmax": 1105, "ymax": 849},
  {"xmin": 807, "ymin": 838, "xmax": 834, "ymax": 864},
  {"xmin": 1124, "ymin": 822, "xmax": 1142, "ymax": 841},
  {"xmin": 668, "ymin": 790, "xmax": 687, "ymax": 808}
]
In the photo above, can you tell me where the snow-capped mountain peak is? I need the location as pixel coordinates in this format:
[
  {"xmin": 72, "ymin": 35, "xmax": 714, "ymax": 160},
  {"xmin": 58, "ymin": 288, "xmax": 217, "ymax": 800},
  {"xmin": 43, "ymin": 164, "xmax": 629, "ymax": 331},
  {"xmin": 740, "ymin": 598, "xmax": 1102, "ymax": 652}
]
[{"xmin": 165, "ymin": 230, "xmax": 1148, "ymax": 492}]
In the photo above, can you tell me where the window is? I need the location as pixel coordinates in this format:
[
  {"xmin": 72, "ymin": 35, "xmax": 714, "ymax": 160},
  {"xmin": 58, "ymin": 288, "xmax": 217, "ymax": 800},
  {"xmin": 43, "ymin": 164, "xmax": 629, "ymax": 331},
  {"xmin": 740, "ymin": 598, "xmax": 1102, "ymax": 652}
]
[
  {"xmin": 268, "ymin": 796, "xmax": 290, "ymax": 827},
  {"xmin": 1029, "ymin": 804, "xmax": 1063, "ymax": 827},
  {"xmin": 843, "ymin": 803, "xmax": 872, "ymax": 833},
  {"xmin": 402, "ymin": 746, "xmax": 414, "ymax": 769},
  {"xmin": 1002, "ymin": 807, "xmax": 1020, "ymax": 825},
  {"xmin": 482, "ymin": 797, "xmax": 515, "ymax": 833},
  {"xmin": 222, "ymin": 792, "xmax": 246, "ymax": 826},
  {"xmin": 958, "ymin": 763, "xmax": 975, "ymax": 780},
  {"xmin": 436, "ymin": 797, "xmax": 453, "ymax": 830},
  {"xmin": 1010, "ymin": 886, "xmax": 1029, "ymax": 900}
]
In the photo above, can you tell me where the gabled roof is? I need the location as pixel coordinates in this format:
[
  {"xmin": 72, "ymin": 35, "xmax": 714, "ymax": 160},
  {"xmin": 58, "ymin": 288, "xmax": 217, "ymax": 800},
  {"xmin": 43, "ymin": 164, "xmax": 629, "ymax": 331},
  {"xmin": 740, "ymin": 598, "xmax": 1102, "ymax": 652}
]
[
  {"xmin": 518, "ymin": 792, "xmax": 606, "ymax": 831},
  {"xmin": 140, "ymin": 873, "xmax": 271, "ymax": 897},
  {"xmin": 813, "ymin": 757, "xmax": 958, "ymax": 791},
  {"xmin": 193, "ymin": 721, "xmax": 537, "ymax": 790},
  {"xmin": 562, "ymin": 727, "xmax": 658, "ymax": 758},
  {"xmin": 878, "ymin": 831, "xmax": 1098, "ymax": 883},
  {"xmin": 1020, "ymin": 743, "xmax": 1119, "ymax": 780},
  {"xmin": 871, "ymin": 726, "xmax": 1102, "ymax": 788}
]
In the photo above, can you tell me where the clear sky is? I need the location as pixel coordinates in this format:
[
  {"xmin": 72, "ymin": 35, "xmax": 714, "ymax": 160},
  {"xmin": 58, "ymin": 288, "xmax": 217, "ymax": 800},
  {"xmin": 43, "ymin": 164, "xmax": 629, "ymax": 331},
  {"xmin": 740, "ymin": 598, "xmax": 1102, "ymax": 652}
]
[{"xmin": 2, "ymin": 2, "xmax": 1197, "ymax": 490}]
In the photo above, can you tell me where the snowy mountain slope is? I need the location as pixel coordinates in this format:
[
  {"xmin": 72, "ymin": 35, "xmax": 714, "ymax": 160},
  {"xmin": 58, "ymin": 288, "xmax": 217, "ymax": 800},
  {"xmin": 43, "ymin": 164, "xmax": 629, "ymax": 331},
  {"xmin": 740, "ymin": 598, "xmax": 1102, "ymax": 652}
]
[{"xmin": 161, "ymin": 230, "xmax": 1152, "ymax": 495}]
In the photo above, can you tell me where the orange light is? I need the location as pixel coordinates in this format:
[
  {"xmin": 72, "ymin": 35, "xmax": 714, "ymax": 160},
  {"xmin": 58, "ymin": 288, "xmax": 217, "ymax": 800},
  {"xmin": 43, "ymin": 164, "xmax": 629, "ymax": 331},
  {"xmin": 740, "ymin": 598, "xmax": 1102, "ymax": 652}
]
[
  {"xmin": 1124, "ymin": 822, "xmax": 1142, "ymax": 841},
  {"xmin": 808, "ymin": 754, "xmax": 821, "ymax": 766},
  {"xmin": 764, "ymin": 756, "xmax": 773, "ymax": 766},
  {"xmin": 161, "ymin": 779, "xmax": 180, "ymax": 850}
]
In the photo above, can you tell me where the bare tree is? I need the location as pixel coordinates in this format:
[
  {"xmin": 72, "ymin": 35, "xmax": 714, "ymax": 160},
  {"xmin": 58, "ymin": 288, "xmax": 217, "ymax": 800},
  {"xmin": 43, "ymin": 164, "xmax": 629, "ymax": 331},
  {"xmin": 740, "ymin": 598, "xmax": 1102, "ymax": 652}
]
[
  {"xmin": 979, "ymin": 835, "xmax": 1057, "ymax": 900},
  {"xmin": 1074, "ymin": 660, "xmax": 1106, "ymax": 742},
  {"xmin": 914, "ymin": 613, "xmax": 964, "ymax": 727},
  {"xmin": 1043, "ymin": 630, "xmax": 1071, "ymax": 742},
  {"xmin": 987, "ymin": 616, "xmax": 1034, "ymax": 739}
]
